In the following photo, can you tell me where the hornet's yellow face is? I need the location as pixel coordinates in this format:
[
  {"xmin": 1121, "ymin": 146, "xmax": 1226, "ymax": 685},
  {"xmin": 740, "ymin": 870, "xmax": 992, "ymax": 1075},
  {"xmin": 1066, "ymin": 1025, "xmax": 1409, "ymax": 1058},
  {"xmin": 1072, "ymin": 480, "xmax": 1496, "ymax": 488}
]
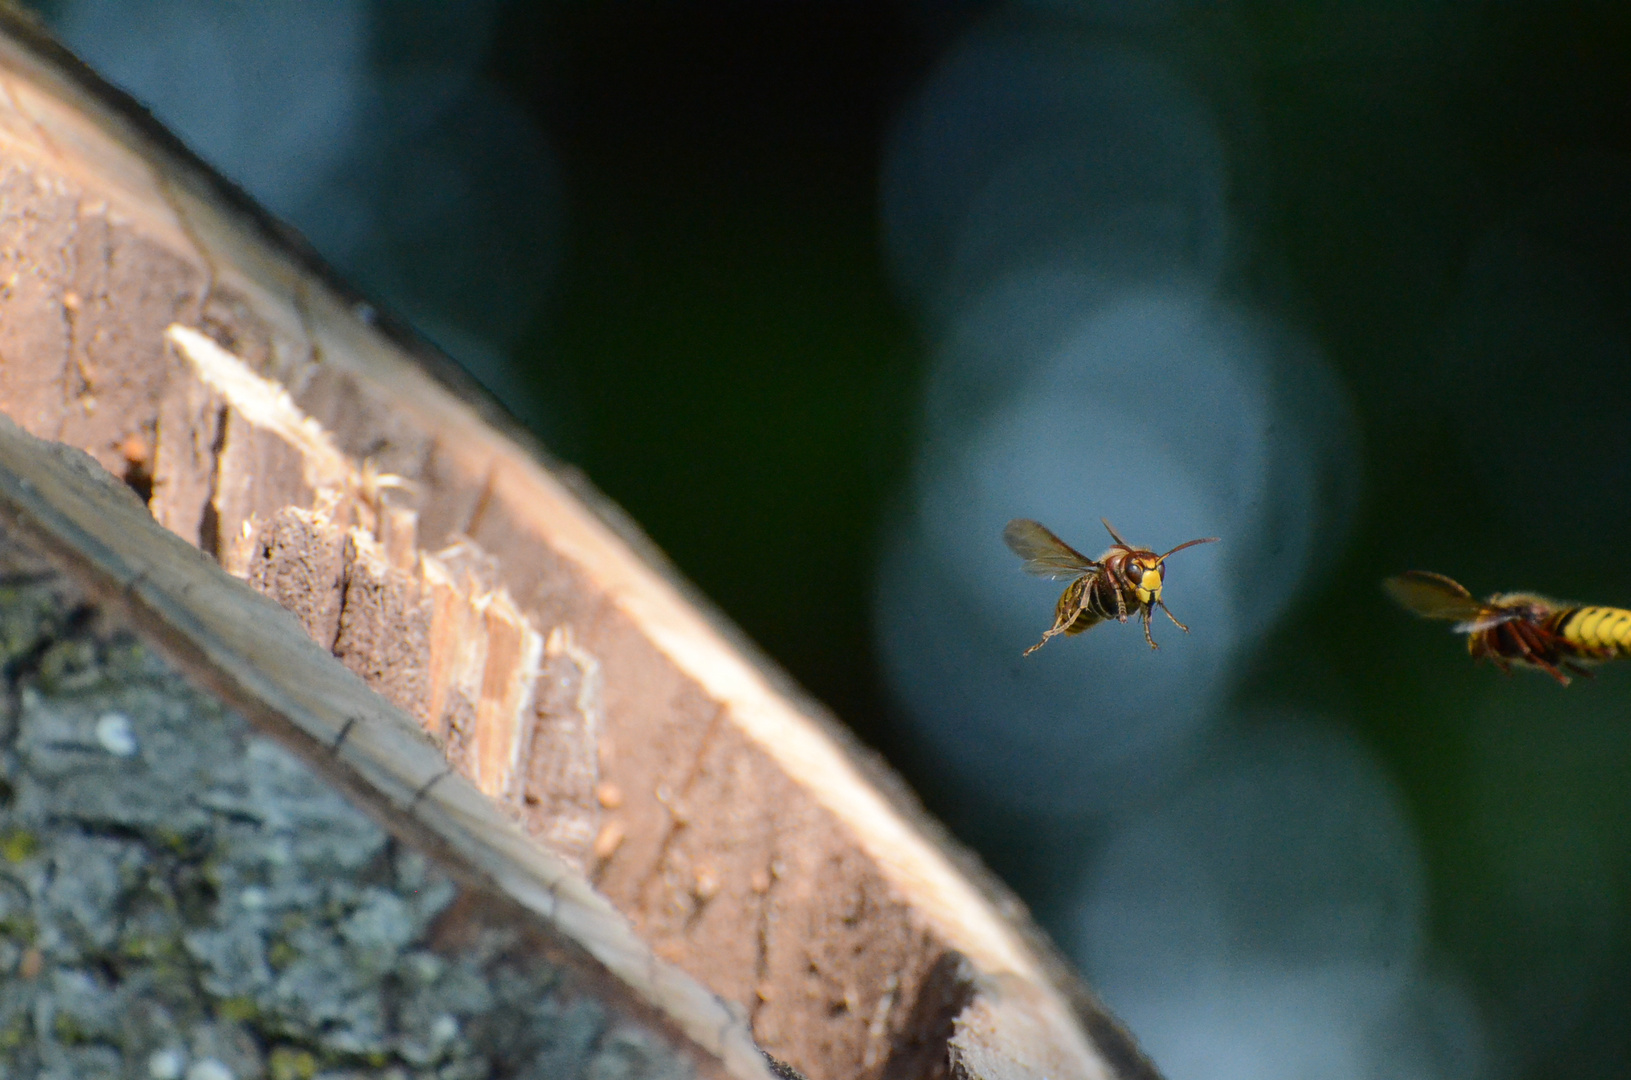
[{"xmin": 1128, "ymin": 558, "xmax": 1164, "ymax": 605}]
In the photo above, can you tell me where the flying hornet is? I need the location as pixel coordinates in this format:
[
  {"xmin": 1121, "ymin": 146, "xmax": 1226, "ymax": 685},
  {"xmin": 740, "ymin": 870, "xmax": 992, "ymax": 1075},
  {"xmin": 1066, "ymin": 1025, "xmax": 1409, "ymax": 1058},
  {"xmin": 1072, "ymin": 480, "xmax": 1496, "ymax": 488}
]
[
  {"xmin": 1004, "ymin": 518, "xmax": 1219, "ymax": 655},
  {"xmin": 1384, "ymin": 570, "xmax": 1631, "ymax": 686}
]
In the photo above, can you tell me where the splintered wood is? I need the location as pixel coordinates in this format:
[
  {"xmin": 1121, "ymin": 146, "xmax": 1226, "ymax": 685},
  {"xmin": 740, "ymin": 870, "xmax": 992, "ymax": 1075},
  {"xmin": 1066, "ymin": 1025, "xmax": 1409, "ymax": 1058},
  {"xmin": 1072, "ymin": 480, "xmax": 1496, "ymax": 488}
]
[
  {"xmin": 0, "ymin": 414, "xmax": 765, "ymax": 1080},
  {"xmin": 157, "ymin": 325, "xmax": 600, "ymax": 867}
]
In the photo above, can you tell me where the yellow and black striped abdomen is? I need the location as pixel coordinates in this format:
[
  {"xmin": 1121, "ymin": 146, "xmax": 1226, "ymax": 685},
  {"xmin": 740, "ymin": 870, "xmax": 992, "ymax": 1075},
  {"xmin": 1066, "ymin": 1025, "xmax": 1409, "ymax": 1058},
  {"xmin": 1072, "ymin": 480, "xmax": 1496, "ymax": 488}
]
[{"xmin": 1558, "ymin": 606, "xmax": 1631, "ymax": 659}]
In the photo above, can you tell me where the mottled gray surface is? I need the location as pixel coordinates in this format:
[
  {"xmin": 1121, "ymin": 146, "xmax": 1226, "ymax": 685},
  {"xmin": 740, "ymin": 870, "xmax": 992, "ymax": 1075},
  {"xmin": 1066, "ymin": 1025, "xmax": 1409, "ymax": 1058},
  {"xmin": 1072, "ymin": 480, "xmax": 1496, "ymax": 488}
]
[{"xmin": 0, "ymin": 545, "xmax": 692, "ymax": 1080}]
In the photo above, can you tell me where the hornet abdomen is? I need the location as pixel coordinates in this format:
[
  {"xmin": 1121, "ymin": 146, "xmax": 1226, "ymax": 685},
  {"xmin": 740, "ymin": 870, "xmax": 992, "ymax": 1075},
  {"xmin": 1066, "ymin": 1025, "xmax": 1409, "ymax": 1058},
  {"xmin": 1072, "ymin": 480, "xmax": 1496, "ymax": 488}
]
[
  {"xmin": 1055, "ymin": 576, "xmax": 1104, "ymax": 636},
  {"xmin": 1557, "ymin": 606, "xmax": 1631, "ymax": 659}
]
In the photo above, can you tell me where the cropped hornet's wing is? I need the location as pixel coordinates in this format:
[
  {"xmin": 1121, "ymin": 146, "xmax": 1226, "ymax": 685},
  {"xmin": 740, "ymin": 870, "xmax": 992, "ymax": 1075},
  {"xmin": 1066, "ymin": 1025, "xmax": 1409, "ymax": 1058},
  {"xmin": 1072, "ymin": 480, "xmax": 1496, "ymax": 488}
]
[
  {"xmin": 1004, "ymin": 519, "xmax": 1098, "ymax": 579},
  {"xmin": 1384, "ymin": 571, "xmax": 1493, "ymax": 623}
]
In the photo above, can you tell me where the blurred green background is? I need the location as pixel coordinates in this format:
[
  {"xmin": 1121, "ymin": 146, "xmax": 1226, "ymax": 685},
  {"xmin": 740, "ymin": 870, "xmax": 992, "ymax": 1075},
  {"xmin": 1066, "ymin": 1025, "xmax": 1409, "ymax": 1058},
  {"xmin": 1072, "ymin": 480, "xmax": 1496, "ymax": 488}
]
[{"xmin": 495, "ymin": 4, "xmax": 926, "ymax": 734}]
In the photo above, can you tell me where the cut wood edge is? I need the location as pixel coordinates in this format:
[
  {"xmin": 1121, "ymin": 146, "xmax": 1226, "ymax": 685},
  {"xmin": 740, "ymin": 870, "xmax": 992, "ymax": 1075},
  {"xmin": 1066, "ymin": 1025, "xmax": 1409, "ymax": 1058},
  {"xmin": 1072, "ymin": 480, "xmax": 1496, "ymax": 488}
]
[
  {"xmin": 0, "ymin": 412, "xmax": 774, "ymax": 1080},
  {"xmin": 0, "ymin": 11, "xmax": 1164, "ymax": 1080}
]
